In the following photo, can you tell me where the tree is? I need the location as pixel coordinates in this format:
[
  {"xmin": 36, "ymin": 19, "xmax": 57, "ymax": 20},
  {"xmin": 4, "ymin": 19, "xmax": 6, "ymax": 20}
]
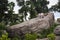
[
  {"xmin": 29, "ymin": 0, "xmax": 49, "ymax": 19},
  {"xmin": 16, "ymin": 0, "xmax": 49, "ymax": 21},
  {"xmin": 7, "ymin": 2, "xmax": 18, "ymax": 25},
  {"xmin": 0, "ymin": 1, "xmax": 20, "ymax": 25},
  {"xmin": 4, "ymin": 2, "xmax": 15, "ymax": 25},
  {"xmin": 16, "ymin": 0, "xmax": 29, "ymax": 21},
  {"xmin": 0, "ymin": 0, "xmax": 8, "ymax": 22},
  {"xmin": 35, "ymin": 0, "xmax": 49, "ymax": 13},
  {"xmin": 50, "ymin": 0, "xmax": 60, "ymax": 12},
  {"xmin": 6, "ymin": 2, "xmax": 20, "ymax": 25}
]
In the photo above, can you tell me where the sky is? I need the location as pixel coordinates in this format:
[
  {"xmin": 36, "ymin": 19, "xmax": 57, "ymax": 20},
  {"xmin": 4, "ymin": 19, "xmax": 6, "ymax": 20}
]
[
  {"xmin": 8, "ymin": 0, "xmax": 20, "ymax": 13},
  {"xmin": 8, "ymin": 0, "xmax": 60, "ymax": 20},
  {"xmin": 47, "ymin": 0, "xmax": 58, "ymax": 8}
]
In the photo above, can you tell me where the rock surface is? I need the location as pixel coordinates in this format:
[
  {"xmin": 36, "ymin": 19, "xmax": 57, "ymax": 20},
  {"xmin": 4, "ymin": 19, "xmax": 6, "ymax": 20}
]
[
  {"xmin": 55, "ymin": 36, "xmax": 60, "ymax": 40},
  {"xmin": 54, "ymin": 25, "xmax": 60, "ymax": 35},
  {"xmin": 6, "ymin": 13, "xmax": 54, "ymax": 37},
  {"xmin": 36, "ymin": 38, "xmax": 49, "ymax": 40},
  {"xmin": 57, "ymin": 18, "xmax": 60, "ymax": 22},
  {"xmin": 56, "ymin": 18, "xmax": 60, "ymax": 24},
  {"xmin": 54, "ymin": 25, "xmax": 60, "ymax": 40}
]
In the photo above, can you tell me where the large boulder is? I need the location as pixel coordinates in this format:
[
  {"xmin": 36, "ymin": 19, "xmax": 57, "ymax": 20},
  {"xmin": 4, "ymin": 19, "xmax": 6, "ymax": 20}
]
[
  {"xmin": 54, "ymin": 25, "xmax": 60, "ymax": 40},
  {"xmin": 6, "ymin": 13, "xmax": 54, "ymax": 37},
  {"xmin": 54, "ymin": 25, "xmax": 60, "ymax": 35}
]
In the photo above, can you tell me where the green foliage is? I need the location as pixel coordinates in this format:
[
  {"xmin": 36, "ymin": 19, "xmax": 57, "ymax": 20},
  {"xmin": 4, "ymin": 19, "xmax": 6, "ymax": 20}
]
[
  {"xmin": 47, "ymin": 33, "xmax": 55, "ymax": 40},
  {"xmin": 7, "ymin": 2, "xmax": 20, "ymax": 25},
  {"xmin": 16, "ymin": 0, "xmax": 49, "ymax": 21},
  {"xmin": 0, "ymin": 1, "xmax": 20, "ymax": 26},
  {"xmin": 12, "ymin": 34, "xmax": 21, "ymax": 40},
  {"xmin": 37, "ymin": 23, "xmax": 58, "ymax": 39},
  {"xmin": 12, "ymin": 37, "xmax": 19, "ymax": 40},
  {"xmin": 34, "ymin": 0, "xmax": 49, "ymax": 13},
  {"xmin": 0, "ymin": 23, "xmax": 6, "ymax": 36},
  {"xmin": 0, "ymin": 22, "xmax": 7, "ymax": 36},
  {"xmin": 0, "ymin": 32, "xmax": 20, "ymax": 40},
  {"xmin": 0, "ymin": 33, "xmax": 11, "ymax": 40},
  {"xmin": 0, "ymin": 23, "xmax": 6, "ymax": 30},
  {"xmin": 25, "ymin": 33, "xmax": 37, "ymax": 40},
  {"xmin": 0, "ymin": 0, "xmax": 8, "ymax": 22}
]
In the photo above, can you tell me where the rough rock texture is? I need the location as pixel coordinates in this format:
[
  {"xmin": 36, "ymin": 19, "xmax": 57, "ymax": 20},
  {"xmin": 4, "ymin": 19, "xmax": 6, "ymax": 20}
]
[
  {"xmin": 57, "ymin": 18, "xmax": 60, "ymax": 22},
  {"xmin": 54, "ymin": 25, "xmax": 60, "ymax": 40},
  {"xmin": 54, "ymin": 25, "xmax": 60, "ymax": 35},
  {"xmin": 36, "ymin": 38, "xmax": 49, "ymax": 40},
  {"xmin": 56, "ymin": 18, "xmax": 60, "ymax": 24},
  {"xmin": 55, "ymin": 36, "xmax": 60, "ymax": 40},
  {"xmin": 6, "ymin": 13, "xmax": 54, "ymax": 37}
]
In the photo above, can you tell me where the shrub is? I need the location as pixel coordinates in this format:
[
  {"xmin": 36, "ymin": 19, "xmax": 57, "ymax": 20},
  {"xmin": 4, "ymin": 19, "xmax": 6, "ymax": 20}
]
[
  {"xmin": 12, "ymin": 37, "xmax": 19, "ymax": 40},
  {"xmin": 25, "ymin": 33, "xmax": 37, "ymax": 40},
  {"xmin": 0, "ymin": 22, "xmax": 6, "ymax": 30},
  {"xmin": 47, "ymin": 33, "xmax": 55, "ymax": 40},
  {"xmin": 0, "ymin": 22, "xmax": 7, "ymax": 36},
  {"xmin": 0, "ymin": 33, "xmax": 11, "ymax": 40}
]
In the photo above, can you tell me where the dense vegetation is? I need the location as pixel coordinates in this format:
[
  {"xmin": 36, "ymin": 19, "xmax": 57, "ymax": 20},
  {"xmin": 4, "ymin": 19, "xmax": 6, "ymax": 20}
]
[{"xmin": 0, "ymin": 0, "xmax": 60, "ymax": 40}]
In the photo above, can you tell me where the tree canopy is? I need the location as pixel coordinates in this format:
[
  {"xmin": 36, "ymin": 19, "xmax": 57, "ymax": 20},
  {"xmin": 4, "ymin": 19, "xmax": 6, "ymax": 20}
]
[
  {"xmin": 0, "ymin": 0, "xmax": 20, "ymax": 25},
  {"xmin": 0, "ymin": 0, "xmax": 8, "ymax": 22},
  {"xmin": 16, "ymin": 0, "xmax": 49, "ymax": 20},
  {"xmin": 50, "ymin": 0, "xmax": 60, "ymax": 12}
]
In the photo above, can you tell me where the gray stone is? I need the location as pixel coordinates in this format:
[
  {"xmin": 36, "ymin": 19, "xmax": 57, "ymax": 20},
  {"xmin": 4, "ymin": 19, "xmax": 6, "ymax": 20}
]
[
  {"xmin": 36, "ymin": 38, "xmax": 49, "ymax": 40},
  {"xmin": 56, "ymin": 18, "xmax": 60, "ymax": 24},
  {"xmin": 54, "ymin": 25, "xmax": 60, "ymax": 35},
  {"xmin": 55, "ymin": 36, "xmax": 60, "ymax": 40},
  {"xmin": 37, "ymin": 13, "xmax": 44, "ymax": 18},
  {"xmin": 54, "ymin": 25, "xmax": 60, "ymax": 40},
  {"xmin": 6, "ymin": 13, "xmax": 54, "ymax": 37},
  {"xmin": 57, "ymin": 18, "xmax": 60, "ymax": 22}
]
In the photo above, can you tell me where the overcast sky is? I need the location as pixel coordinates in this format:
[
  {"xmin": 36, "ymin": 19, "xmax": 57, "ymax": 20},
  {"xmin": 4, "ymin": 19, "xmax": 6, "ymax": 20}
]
[
  {"xmin": 47, "ymin": 0, "xmax": 58, "ymax": 8},
  {"xmin": 8, "ymin": 0, "xmax": 60, "ymax": 19}
]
